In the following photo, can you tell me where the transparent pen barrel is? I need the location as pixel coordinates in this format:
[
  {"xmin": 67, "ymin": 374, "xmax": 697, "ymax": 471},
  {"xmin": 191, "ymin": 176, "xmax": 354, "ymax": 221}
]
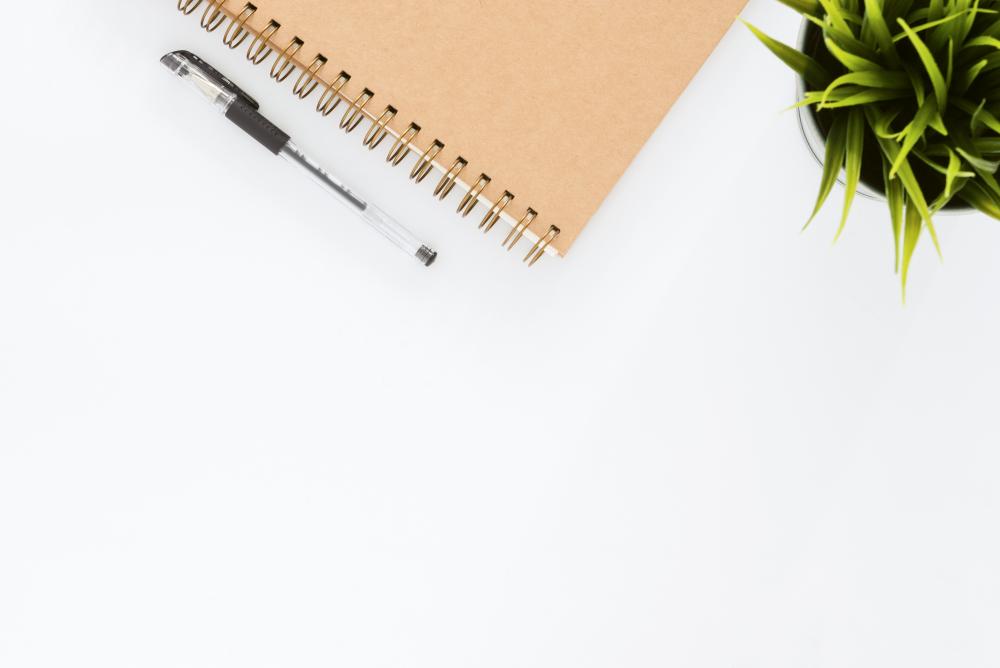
[
  {"xmin": 279, "ymin": 142, "xmax": 436, "ymax": 265},
  {"xmin": 358, "ymin": 202, "xmax": 424, "ymax": 257}
]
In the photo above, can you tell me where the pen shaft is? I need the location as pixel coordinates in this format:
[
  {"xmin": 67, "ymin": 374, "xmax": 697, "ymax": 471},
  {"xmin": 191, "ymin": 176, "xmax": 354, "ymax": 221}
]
[
  {"xmin": 279, "ymin": 142, "xmax": 437, "ymax": 266},
  {"xmin": 162, "ymin": 50, "xmax": 436, "ymax": 266}
]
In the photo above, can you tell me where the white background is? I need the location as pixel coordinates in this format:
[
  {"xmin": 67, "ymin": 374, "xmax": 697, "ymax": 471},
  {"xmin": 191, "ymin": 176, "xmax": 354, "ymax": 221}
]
[{"xmin": 2, "ymin": 1, "xmax": 998, "ymax": 666}]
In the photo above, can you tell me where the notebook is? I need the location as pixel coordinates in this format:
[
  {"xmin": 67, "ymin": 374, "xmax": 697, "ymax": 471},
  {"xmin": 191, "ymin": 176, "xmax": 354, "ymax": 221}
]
[{"xmin": 176, "ymin": 0, "xmax": 748, "ymax": 265}]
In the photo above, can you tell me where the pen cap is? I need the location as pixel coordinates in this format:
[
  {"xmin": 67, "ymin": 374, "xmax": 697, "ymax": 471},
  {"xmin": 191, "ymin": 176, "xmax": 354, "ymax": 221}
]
[{"xmin": 161, "ymin": 51, "xmax": 240, "ymax": 113}]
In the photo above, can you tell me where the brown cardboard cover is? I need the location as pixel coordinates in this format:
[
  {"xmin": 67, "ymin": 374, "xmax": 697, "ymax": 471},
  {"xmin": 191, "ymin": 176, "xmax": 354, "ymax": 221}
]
[{"xmin": 219, "ymin": 0, "xmax": 747, "ymax": 255}]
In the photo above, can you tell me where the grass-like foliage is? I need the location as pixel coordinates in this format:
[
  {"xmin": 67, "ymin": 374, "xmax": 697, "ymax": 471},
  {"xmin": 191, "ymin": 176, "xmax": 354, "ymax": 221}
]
[{"xmin": 746, "ymin": 0, "xmax": 1000, "ymax": 298}]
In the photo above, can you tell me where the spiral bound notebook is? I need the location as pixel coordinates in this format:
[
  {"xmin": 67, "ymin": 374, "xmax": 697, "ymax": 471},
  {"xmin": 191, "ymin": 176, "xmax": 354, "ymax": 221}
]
[{"xmin": 176, "ymin": 0, "xmax": 747, "ymax": 265}]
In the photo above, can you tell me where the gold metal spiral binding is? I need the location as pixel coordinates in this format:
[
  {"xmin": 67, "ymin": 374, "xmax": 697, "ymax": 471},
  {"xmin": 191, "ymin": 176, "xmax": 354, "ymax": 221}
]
[
  {"xmin": 387, "ymin": 123, "xmax": 421, "ymax": 166},
  {"xmin": 340, "ymin": 89, "xmax": 374, "ymax": 132},
  {"xmin": 434, "ymin": 157, "xmax": 467, "ymax": 199},
  {"xmin": 315, "ymin": 71, "xmax": 350, "ymax": 115},
  {"xmin": 363, "ymin": 107, "xmax": 397, "ymax": 150},
  {"xmin": 292, "ymin": 55, "xmax": 327, "ymax": 99},
  {"xmin": 524, "ymin": 225, "xmax": 560, "ymax": 266},
  {"xmin": 223, "ymin": 4, "xmax": 256, "ymax": 48},
  {"xmin": 246, "ymin": 20, "xmax": 280, "ymax": 64},
  {"xmin": 411, "ymin": 140, "xmax": 444, "ymax": 183},
  {"xmin": 271, "ymin": 37, "xmax": 303, "ymax": 82},
  {"xmin": 458, "ymin": 175, "xmax": 491, "ymax": 217},
  {"xmin": 503, "ymin": 208, "xmax": 538, "ymax": 250},
  {"xmin": 180, "ymin": 6, "xmax": 553, "ymax": 267},
  {"xmin": 479, "ymin": 191, "xmax": 514, "ymax": 233},
  {"xmin": 200, "ymin": 0, "xmax": 227, "ymax": 32},
  {"xmin": 178, "ymin": 0, "xmax": 203, "ymax": 15}
]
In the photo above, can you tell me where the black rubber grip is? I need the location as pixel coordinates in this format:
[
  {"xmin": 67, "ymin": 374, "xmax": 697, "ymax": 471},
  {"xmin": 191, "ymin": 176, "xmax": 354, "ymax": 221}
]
[{"xmin": 225, "ymin": 98, "xmax": 290, "ymax": 154}]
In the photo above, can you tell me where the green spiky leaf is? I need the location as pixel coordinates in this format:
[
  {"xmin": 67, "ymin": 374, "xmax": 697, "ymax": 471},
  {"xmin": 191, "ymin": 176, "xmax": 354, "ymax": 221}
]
[
  {"xmin": 836, "ymin": 108, "xmax": 866, "ymax": 241},
  {"xmin": 898, "ymin": 18, "xmax": 950, "ymax": 111},
  {"xmin": 883, "ymin": 159, "xmax": 905, "ymax": 273},
  {"xmin": 777, "ymin": 0, "xmax": 822, "ymax": 15},
  {"xmin": 901, "ymin": 199, "xmax": 922, "ymax": 303},
  {"xmin": 806, "ymin": 114, "xmax": 848, "ymax": 229},
  {"xmin": 743, "ymin": 21, "xmax": 831, "ymax": 88}
]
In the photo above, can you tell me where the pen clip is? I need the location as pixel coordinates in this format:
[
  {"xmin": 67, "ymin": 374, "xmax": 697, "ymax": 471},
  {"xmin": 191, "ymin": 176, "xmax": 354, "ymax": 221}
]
[{"xmin": 167, "ymin": 50, "xmax": 261, "ymax": 110}]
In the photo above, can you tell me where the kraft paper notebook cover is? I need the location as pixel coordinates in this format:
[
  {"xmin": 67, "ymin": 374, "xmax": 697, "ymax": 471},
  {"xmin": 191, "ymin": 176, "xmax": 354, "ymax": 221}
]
[{"xmin": 177, "ymin": 0, "xmax": 748, "ymax": 264}]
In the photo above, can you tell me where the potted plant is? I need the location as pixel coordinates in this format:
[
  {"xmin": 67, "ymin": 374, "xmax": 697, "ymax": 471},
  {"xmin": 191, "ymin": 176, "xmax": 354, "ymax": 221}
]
[{"xmin": 746, "ymin": 0, "xmax": 1000, "ymax": 298}]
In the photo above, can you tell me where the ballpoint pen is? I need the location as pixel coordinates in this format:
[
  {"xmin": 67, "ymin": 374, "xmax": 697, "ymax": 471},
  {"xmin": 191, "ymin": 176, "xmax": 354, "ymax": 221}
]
[{"xmin": 160, "ymin": 50, "xmax": 437, "ymax": 266}]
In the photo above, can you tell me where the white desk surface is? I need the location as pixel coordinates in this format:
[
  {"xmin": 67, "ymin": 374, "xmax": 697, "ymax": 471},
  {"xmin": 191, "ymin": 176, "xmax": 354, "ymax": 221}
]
[{"xmin": 2, "ymin": 2, "xmax": 998, "ymax": 666}]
